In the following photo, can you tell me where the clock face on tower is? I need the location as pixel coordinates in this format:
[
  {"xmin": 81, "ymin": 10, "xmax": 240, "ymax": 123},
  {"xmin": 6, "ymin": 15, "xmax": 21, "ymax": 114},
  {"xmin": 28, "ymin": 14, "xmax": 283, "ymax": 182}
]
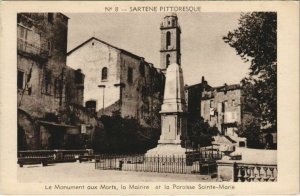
[{"xmin": 160, "ymin": 14, "xmax": 181, "ymax": 71}]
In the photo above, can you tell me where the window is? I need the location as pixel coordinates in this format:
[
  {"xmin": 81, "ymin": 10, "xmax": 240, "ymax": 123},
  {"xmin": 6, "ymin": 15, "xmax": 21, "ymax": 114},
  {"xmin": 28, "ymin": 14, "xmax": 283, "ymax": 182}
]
[
  {"xmin": 222, "ymin": 101, "xmax": 227, "ymax": 113},
  {"xmin": 19, "ymin": 26, "xmax": 28, "ymax": 40},
  {"xmin": 54, "ymin": 79, "xmax": 62, "ymax": 98},
  {"xmin": 47, "ymin": 41, "xmax": 52, "ymax": 56},
  {"xmin": 75, "ymin": 69, "xmax": 83, "ymax": 84},
  {"xmin": 166, "ymin": 54, "xmax": 170, "ymax": 67},
  {"xmin": 86, "ymin": 100, "xmax": 96, "ymax": 114},
  {"xmin": 166, "ymin": 31, "xmax": 171, "ymax": 48},
  {"xmin": 48, "ymin": 13, "xmax": 54, "ymax": 24},
  {"xmin": 210, "ymin": 100, "xmax": 214, "ymax": 108},
  {"xmin": 172, "ymin": 19, "xmax": 176, "ymax": 26},
  {"xmin": 101, "ymin": 67, "xmax": 108, "ymax": 81},
  {"xmin": 232, "ymin": 99, "xmax": 235, "ymax": 106},
  {"xmin": 17, "ymin": 70, "xmax": 25, "ymax": 90},
  {"xmin": 139, "ymin": 63, "xmax": 145, "ymax": 77},
  {"xmin": 18, "ymin": 26, "xmax": 28, "ymax": 50},
  {"xmin": 128, "ymin": 67, "xmax": 133, "ymax": 83},
  {"xmin": 42, "ymin": 69, "xmax": 52, "ymax": 95}
]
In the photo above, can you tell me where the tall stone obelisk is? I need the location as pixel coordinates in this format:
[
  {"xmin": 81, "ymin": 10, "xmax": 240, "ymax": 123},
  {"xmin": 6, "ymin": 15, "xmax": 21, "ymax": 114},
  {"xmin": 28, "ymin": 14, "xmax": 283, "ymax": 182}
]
[{"xmin": 146, "ymin": 63, "xmax": 188, "ymax": 156}]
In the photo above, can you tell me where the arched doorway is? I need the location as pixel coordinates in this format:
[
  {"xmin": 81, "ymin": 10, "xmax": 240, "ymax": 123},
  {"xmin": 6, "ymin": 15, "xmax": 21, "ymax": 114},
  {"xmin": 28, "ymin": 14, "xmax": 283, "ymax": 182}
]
[{"xmin": 17, "ymin": 109, "xmax": 39, "ymax": 150}]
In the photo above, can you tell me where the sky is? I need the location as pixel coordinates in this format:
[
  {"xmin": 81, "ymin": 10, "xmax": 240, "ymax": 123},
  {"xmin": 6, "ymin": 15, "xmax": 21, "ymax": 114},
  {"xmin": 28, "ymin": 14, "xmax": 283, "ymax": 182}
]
[{"xmin": 65, "ymin": 13, "xmax": 250, "ymax": 87}]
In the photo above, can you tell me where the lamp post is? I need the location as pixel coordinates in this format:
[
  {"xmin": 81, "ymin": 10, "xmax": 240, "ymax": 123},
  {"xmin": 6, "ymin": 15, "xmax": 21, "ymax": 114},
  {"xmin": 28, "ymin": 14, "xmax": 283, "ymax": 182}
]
[
  {"xmin": 98, "ymin": 85, "xmax": 106, "ymax": 115},
  {"xmin": 114, "ymin": 82, "xmax": 125, "ymax": 113}
]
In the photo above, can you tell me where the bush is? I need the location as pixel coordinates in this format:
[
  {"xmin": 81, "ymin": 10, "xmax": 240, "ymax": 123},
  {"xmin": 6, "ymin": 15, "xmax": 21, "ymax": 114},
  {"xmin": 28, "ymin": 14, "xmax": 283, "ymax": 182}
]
[
  {"xmin": 94, "ymin": 114, "xmax": 160, "ymax": 154},
  {"xmin": 187, "ymin": 117, "xmax": 219, "ymax": 147}
]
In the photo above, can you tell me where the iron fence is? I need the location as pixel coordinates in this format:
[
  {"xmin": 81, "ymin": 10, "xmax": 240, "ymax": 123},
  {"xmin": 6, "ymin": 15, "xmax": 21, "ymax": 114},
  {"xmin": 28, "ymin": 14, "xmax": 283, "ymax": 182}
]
[
  {"xmin": 17, "ymin": 149, "xmax": 92, "ymax": 164},
  {"xmin": 95, "ymin": 153, "xmax": 220, "ymax": 175}
]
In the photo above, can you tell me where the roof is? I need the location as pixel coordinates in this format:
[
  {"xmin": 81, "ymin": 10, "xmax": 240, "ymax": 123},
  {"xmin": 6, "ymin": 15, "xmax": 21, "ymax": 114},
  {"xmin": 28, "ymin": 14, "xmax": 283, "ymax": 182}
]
[
  {"xmin": 58, "ymin": 13, "xmax": 69, "ymax": 19},
  {"xmin": 185, "ymin": 79, "xmax": 211, "ymax": 90},
  {"xmin": 186, "ymin": 82, "xmax": 205, "ymax": 89},
  {"xmin": 67, "ymin": 37, "xmax": 142, "ymax": 60},
  {"xmin": 38, "ymin": 120, "xmax": 78, "ymax": 128},
  {"xmin": 208, "ymin": 84, "xmax": 241, "ymax": 92}
]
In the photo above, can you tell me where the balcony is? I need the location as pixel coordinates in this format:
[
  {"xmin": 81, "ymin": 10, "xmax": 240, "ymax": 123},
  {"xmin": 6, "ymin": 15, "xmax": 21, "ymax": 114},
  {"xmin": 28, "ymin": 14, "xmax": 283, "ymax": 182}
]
[
  {"xmin": 17, "ymin": 24, "xmax": 48, "ymax": 61},
  {"xmin": 18, "ymin": 38, "xmax": 48, "ymax": 61}
]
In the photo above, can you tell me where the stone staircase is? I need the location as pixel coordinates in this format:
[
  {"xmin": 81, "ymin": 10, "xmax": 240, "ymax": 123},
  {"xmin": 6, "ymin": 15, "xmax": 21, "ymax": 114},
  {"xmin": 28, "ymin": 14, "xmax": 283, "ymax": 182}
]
[{"xmin": 213, "ymin": 134, "xmax": 246, "ymax": 147}]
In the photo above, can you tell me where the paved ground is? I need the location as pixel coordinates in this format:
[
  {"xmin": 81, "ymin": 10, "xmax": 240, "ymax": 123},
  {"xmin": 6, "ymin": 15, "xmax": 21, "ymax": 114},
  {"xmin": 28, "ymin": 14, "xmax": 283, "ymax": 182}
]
[{"xmin": 18, "ymin": 162, "xmax": 217, "ymax": 182}]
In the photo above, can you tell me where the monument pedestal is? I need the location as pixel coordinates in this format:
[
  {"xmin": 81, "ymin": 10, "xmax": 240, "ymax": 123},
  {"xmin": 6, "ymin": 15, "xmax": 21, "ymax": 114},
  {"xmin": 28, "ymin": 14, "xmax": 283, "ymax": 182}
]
[{"xmin": 145, "ymin": 144, "xmax": 187, "ymax": 157}]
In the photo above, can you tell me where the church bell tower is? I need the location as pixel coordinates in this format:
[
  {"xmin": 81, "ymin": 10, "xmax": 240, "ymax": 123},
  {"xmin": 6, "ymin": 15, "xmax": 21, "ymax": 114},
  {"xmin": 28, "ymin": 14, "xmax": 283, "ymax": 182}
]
[{"xmin": 160, "ymin": 13, "xmax": 181, "ymax": 72}]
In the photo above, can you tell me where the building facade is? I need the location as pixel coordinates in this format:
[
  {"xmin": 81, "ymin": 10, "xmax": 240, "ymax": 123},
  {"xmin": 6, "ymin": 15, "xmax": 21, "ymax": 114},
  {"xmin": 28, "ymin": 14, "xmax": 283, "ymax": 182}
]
[
  {"xmin": 160, "ymin": 13, "xmax": 181, "ymax": 72},
  {"xmin": 185, "ymin": 76, "xmax": 211, "ymax": 120},
  {"xmin": 17, "ymin": 13, "xmax": 94, "ymax": 150},
  {"xmin": 67, "ymin": 37, "xmax": 165, "ymax": 128},
  {"xmin": 17, "ymin": 13, "xmax": 70, "ymax": 117},
  {"xmin": 201, "ymin": 84, "xmax": 246, "ymax": 146}
]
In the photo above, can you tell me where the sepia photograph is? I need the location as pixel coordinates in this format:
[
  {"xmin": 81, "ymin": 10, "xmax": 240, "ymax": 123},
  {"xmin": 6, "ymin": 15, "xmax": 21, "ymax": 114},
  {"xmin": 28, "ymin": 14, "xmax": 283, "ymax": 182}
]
[
  {"xmin": 0, "ymin": 1, "xmax": 299, "ymax": 195},
  {"xmin": 16, "ymin": 12, "xmax": 277, "ymax": 183}
]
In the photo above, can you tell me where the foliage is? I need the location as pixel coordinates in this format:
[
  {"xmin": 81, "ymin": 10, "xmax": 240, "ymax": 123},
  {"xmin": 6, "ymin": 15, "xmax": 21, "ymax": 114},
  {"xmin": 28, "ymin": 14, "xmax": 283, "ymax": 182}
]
[
  {"xmin": 94, "ymin": 114, "xmax": 160, "ymax": 154},
  {"xmin": 223, "ymin": 12, "xmax": 277, "ymax": 148},
  {"xmin": 142, "ymin": 93, "xmax": 162, "ymax": 129},
  {"xmin": 188, "ymin": 117, "xmax": 219, "ymax": 147},
  {"xmin": 223, "ymin": 12, "xmax": 277, "ymax": 128},
  {"xmin": 237, "ymin": 113, "xmax": 263, "ymax": 148}
]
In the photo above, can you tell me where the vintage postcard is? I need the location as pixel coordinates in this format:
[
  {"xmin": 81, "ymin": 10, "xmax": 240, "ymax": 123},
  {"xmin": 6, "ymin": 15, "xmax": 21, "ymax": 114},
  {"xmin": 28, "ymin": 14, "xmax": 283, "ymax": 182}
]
[{"xmin": 0, "ymin": 1, "xmax": 299, "ymax": 195}]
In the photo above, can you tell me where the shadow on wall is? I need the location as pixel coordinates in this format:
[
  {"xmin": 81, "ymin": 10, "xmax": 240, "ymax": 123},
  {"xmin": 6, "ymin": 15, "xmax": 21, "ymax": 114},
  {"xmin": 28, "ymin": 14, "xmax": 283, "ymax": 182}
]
[{"xmin": 18, "ymin": 109, "xmax": 39, "ymax": 150}]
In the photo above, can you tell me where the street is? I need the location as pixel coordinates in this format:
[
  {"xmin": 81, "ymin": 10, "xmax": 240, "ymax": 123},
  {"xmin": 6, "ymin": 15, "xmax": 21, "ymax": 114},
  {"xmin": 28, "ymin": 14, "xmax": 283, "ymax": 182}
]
[{"xmin": 17, "ymin": 162, "xmax": 216, "ymax": 182}]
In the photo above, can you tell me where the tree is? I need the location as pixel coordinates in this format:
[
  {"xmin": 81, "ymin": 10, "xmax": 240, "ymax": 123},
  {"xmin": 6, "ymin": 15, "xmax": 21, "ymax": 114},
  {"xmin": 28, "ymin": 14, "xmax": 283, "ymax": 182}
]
[
  {"xmin": 188, "ymin": 117, "xmax": 219, "ymax": 147},
  {"xmin": 237, "ymin": 113, "xmax": 263, "ymax": 148},
  {"xmin": 98, "ymin": 114, "xmax": 159, "ymax": 154},
  {"xmin": 223, "ymin": 12, "xmax": 277, "ymax": 129}
]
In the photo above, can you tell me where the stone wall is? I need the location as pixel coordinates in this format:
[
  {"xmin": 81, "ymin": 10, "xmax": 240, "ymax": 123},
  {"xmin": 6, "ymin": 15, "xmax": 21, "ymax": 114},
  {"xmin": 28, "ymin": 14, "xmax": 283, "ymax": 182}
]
[
  {"xmin": 67, "ymin": 38, "xmax": 165, "ymax": 128},
  {"xmin": 18, "ymin": 109, "xmax": 39, "ymax": 150},
  {"xmin": 185, "ymin": 78, "xmax": 210, "ymax": 121},
  {"xmin": 160, "ymin": 14, "xmax": 181, "ymax": 70},
  {"xmin": 201, "ymin": 85, "xmax": 242, "ymax": 133},
  {"xmin": 119, "ymin": 53, "xmax": 141, "ymax": 118},
  {"xmin": 17, "ymin": 13, "xmax": 69, "ymax": 119},
  {"xmin": 17, "ymin": 13, "xmax": 87, "ymax": 150},
  {"xmin": 120, "ymin": 53, "xmax": 164, "ymax": 128},
  {"xmin": 65, "ymin": 67, "xmax": 85, "ymax": 106},
  {"xmin": 67, "ymin": 38, "xmax": 121, "ymax": 112},
  {"xmin": 217, "ymin": 148, "xmax": 277, "ymax": 181}
]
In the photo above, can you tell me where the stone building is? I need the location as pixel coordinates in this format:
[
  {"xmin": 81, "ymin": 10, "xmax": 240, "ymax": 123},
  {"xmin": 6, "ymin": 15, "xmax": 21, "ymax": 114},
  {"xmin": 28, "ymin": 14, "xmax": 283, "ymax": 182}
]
[
  {"xmin": 160, "ymin": 13, "xmax": 181, "ymax": 72},
  {"xmin": 201, "ymin": 84, "xmax": 246, "ymax": 146},
  {"xmin": 17, "ymin": 13, "xmax": 96, "ymax": 150},
  {"xmin": 67, "ymin": 37, "xmax": 165, "ymax": 128},
  {"xmin": 185, "ymin": 76, "xmax": 211, "ymax": 120},
  {"xmin": 17, "ymin": 13, "xmax": 70, "ymax": 116}
]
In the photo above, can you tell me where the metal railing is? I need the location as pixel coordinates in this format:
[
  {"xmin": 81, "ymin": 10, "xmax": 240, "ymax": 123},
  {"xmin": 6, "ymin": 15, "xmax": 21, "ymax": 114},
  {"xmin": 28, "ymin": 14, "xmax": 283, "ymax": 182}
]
[
  {"xmin": 186, "ymin": 149, "xmax": 223, "ymax": 160},
  {"xmin": 95, "ymin": 154, "xmax": 219, "ymax": 175},
  {"xmin": 17, "ymin": 38, "xmax": 48, "ymax": 58},
  {"xmin": 18, "ymin": 149, "xmax": 91, "ymax": 163}
]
